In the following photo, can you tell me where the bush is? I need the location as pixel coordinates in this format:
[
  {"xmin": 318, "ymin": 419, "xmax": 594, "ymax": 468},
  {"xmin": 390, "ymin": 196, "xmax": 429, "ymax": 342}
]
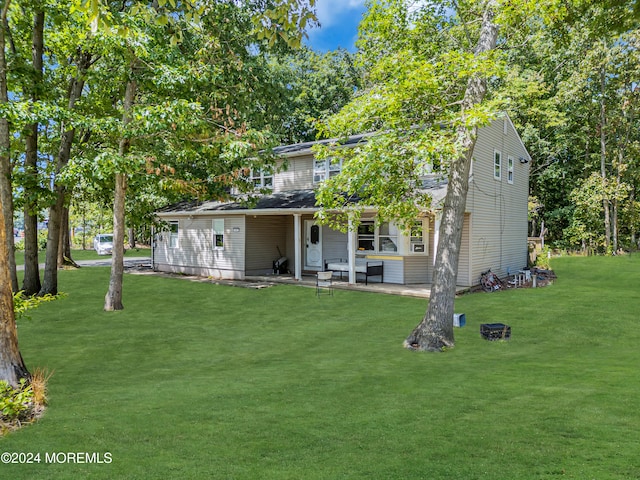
[
  {"xmin": 13, "ymin": 291, "xmax": 62, "ymax": 321},
  {"xmin": 0, "ymin": 379, "xmax": 34, "ymax": 423},
  {"xmin": 535, "ymin": 245, "xmax": 552, "ymax": 270}
]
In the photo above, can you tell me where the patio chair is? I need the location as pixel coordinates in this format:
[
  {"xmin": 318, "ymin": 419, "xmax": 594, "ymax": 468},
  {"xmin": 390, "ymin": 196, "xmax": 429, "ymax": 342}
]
[{"xmin": 316, "ymin": 271, "xmax": 333, "ymax": 296}]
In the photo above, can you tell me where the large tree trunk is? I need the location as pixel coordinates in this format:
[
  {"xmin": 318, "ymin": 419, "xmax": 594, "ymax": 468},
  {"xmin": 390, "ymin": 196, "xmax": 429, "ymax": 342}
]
[
  {"xmin": 22, "ymin": 8, "xmax": 45, "ymax": 296},
  {"xmin": 0, "ymin": 197, "xmax": 28, "ymax": 387},
  {"xmin": 0, "ymin": 0, "xmax": 17, "ymax": 293},
  {"xmin": 405, "ymin": 2, "xmax": 498, "ymax": 351},
  {"xmin": 0, "ymin": 0, "xmax": 28, "ymax": 386},
  {"xmin": 40, "ymin": 51, "xmax": 92, "ymax": 296},
  {"xmin": 104, "ymin": 77, "xmax": 136, "ymax": 311}
]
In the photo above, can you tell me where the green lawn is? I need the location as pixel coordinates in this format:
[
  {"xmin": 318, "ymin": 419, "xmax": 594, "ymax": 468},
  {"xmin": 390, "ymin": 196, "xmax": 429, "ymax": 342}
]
[{"xmin": 2, "ymin": 255, "xmax": 640, "ymax": 479}]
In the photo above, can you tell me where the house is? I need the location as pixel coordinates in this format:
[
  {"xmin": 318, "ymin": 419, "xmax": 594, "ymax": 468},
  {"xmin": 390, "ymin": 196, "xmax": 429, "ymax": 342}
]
[{"xmin": 152, "ymin": 114, "xmax": 531, "ymax": 287}]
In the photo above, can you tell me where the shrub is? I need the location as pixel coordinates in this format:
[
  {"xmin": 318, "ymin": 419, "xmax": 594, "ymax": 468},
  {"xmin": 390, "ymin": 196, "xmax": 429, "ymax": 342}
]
[
  {"xmin": 0, "ymin": 379, "xmax": 34, "ymax": 423},
  {"xmin": 535, "ymin": 245, "xmax": 552, "ymax": 270},
  {"xmin": 13, "ymin": 291, "xmax": 64, "ymax": 320}
]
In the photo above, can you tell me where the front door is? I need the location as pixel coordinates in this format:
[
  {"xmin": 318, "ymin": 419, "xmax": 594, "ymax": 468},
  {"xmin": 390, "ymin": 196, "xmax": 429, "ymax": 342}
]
[{"xmin": 305, "ymin": 220, "xmax": 323, "ymax": 269}]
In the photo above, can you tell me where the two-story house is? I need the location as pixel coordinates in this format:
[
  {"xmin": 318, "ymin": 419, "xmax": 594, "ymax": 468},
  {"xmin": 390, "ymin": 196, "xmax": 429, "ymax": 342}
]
[{"xmin": 152, "ymin": 114, "xmax": 531, "ymax": 287}]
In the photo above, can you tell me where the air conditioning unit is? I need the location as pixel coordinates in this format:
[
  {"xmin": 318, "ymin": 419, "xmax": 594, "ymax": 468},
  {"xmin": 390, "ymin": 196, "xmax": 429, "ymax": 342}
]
[{"xmin": 411, "ymin": 243, "xmax": 425, "ymax": 253}]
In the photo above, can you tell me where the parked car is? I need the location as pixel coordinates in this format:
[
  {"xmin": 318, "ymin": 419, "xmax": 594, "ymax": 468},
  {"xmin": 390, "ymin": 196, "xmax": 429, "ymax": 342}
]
[{"xmin": 93, "ymin": 234, "xmax": 114, "ymax": 255}]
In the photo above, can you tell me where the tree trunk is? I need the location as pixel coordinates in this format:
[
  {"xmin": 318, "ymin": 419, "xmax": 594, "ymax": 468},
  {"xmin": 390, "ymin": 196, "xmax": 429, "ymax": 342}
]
[
  {"xmin": 0, "ymin": 0, "xmax": 17, "ymax": 293},
  {"xmin": 600, "ymin": 63, "xmax": 611, "ymax": 253},
  {"xmin": 40, "ymin": 51, "xmax": 92, "ymax": 296},
  {"xmin": 0, "ymin": 0, "xmax": 28, "ymax": 386},
  {"xmin": 128, "ymin": 226, "xmax": 135, "ymax": 249},
  {"xmin": 22, "ymin": 8, "xmax": 45, "ymax": 296},
  {"xmin": 0, "ymin": 197, "xmax": 28, "ymax": 387},
  {"xmin": 104, "ymin": 77, "xmax": 137, "ymax": 311},
  {"xmin": 405, "ymin": 2, "xmax": 498, "ymax": 351},
  {"xmin": 57, "ymin": 205, "xmax": 71, "ymax": 265}
]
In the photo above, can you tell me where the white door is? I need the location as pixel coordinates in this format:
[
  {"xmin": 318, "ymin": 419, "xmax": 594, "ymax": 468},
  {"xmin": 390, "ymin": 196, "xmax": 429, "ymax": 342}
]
[{"xmin": 305, "ymin": 220, "xmax": 323, "ymax": 269}]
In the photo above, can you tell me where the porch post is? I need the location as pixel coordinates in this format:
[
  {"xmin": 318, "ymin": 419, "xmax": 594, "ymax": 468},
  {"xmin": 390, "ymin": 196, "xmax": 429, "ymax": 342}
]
[
  {"xmin": 294, "ymin": 213, "xmax": 302, "ymax": 281},
  {"xmin": 348, "ymin": 216, "xmax": 356, "ymax": 285},
  {"xmin": 433, "ymin": 211, "xmax": 442, "ymax": 266}
]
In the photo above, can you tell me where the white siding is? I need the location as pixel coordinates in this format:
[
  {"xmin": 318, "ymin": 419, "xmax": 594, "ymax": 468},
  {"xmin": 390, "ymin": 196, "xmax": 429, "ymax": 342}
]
[
  {"xmin": 154, "ymin": 216, "xmax": 245, "ymax": 279},
  {"xmin": 467, "ymin": 117, "xmax": 530, "ymax": 283}
]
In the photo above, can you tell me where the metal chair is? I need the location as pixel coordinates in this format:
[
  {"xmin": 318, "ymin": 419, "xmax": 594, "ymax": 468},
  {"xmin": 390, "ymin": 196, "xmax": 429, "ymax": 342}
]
[{"xmin": 316, "ymin": 271, "xmax": 333, "ymax": 296}]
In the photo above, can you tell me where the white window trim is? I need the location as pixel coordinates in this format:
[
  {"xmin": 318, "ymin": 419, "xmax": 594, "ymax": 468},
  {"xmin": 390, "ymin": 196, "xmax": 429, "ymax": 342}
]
[
  {"xmin": 507, "ymin": 156, "xmax": 514, "ymax": 184},
  {"xmin": 313, "ymin": 158, "xmax": 343, "ymax": 184},
  {"xmin": 169, "ymin": 221, "xmax": 179, "ymax": 248},
  {"xmin": 212, "ymin": 219, "xmax": 224, "ymax": 250},
  {"xmin": 494, "ymin": 150, "xmax": 502, "ymax": 181},
  {"xmin": 357, "ymin": 221, "xmax": 398, "ymax": 254},
  {"xmin": 249, "ymin": 168, "xmax": 273, "ymax": 190},
  {"xmin": 409, "ymin": 219, "xmax": 428, "ymax": 255}
]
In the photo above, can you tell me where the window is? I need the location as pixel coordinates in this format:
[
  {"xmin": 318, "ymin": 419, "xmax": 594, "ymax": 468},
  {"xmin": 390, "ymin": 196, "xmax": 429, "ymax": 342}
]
[
  {"xmin": 169, "ymin": 221, "xmax": 179, "ymax": 248},
  {"xmin": 313, "ymin": 158, "xmax": 342, "ymax": 183},
  {"xmin": 357, "ymin": 221, "xmax": 398, "ymax": 253},
  {"xmin": 507, "ymin": 156, "xmax": 514, "ymax": 184},
  {"xmin": 494, "ymin": 150, "xmax": 502, "ymax": 180},
  {"xmin": 213, "ymin": 219, "xmax": 224, "ymax": 249},
  {"xmin": 411, "ymin": 221, "xmax": 424, "ymax": 242},
  {"xmin": 249, "ymin": 168, "xmax": 273, "ymax": 190},
  {"xmin": 357, "ymin": 222, "xmax": 375, "ymax": 251},
  {"xmin": 378, "ymin": 223, "xmax": 398, "ymax": 252}
]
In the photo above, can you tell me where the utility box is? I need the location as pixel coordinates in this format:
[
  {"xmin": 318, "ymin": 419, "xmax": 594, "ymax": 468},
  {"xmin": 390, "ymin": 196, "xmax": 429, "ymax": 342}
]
[
  {"xmin": 453, "ymin": 313, "xmax": 466, "ymax": 328},
  {"xmin": 480, "ymin": 323, "xmax": 511, "ymax": 341}
]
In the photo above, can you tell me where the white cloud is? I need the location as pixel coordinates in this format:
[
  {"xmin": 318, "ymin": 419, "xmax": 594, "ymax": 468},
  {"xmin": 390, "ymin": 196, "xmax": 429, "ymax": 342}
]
[{"xmin": 315, "ymin": 0, "xmax": 366, "ymax": 28}]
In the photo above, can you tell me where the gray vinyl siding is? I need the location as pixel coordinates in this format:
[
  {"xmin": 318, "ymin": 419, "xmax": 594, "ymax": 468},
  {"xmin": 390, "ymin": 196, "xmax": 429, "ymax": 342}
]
[
  {"xmin": 369, "ymin": 257, "xmax": 403, "ymax": 284},
  {"xmin": 322, "ymin": 227, "xmax": 348, "ymax": 263},
  {"xmin": 457, "ymin": 214, "xmax": 472, "ymax": 286},
  {"xmin": 245, "ymin": 216, "xmax": 289, "ymax": 275},
  {"xmin": 274, "ymin": 155, "xmax": 314, "ymax": 191},
  {"xmin": 467, "ymin": 117, "xmax": 530, "ymax": 283},
  {"xmin": 404, "ymin": 256, "xmax": 430, "ymax": 284},
  {"xmin": 154, "ymin": 216, "xmax": 245, "ymax": 279}
]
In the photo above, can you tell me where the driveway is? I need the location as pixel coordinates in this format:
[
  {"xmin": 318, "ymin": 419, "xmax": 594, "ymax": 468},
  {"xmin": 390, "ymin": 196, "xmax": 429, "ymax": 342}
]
[{"xmin": 16, "ymin": 256, "xmax": 152, "ymax": 271}]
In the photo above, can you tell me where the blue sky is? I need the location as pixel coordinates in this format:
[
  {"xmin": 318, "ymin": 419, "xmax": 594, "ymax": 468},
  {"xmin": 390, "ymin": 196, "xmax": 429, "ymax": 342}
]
[{"xmin": 304, "ymin": 0, "xmax": 367, "ymax": 52}]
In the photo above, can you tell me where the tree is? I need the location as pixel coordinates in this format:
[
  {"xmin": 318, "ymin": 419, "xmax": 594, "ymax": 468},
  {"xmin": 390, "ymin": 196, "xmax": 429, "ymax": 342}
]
[
  {"xmin": 405, "ymin": 3, "xmax": 499, "ymax": 351},
  {"xmin": 70, "ymin": 0, "xmax": 317, "ymax": 311},
  {"xmin": 0, "ymin": 0, "xmax": 28, "ymax": 386},
  {"xmin": 315, "ymin": 0, "xmax": 502, "ymax": 351},
  {"xmin": 0, "ymin": 0, "xmax": 17, "ymax": 293},
  {"xmin": 21, "ymin": 3, "xmax": 45, "ymax": 295},
  {"xmin": 271, "ymin": 47, "xmax": 362, "ymax": 143}
]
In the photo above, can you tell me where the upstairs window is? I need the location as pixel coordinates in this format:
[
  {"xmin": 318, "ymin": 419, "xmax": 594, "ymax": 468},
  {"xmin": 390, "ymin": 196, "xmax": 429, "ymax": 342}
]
[
  {"xmin": 249, "ymin": 168, "xmax": 273, "ymax": 190},
  {"xmin": 313, "ymin": 158, "xmax": 342, "ymax": 184},
  {"xmin": 494, "ymin": 150, "xmax": 502, "ymax": 180},
  {"xmin": 507, "ymin": 156, "xmax": 514, "ymax": 184}
]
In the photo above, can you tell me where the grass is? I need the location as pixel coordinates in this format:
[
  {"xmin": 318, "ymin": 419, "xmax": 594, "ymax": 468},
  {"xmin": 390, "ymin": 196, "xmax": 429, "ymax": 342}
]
[{"xmin": 2, "ymin": 255, "xmax": 640, "ymax": 479}]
